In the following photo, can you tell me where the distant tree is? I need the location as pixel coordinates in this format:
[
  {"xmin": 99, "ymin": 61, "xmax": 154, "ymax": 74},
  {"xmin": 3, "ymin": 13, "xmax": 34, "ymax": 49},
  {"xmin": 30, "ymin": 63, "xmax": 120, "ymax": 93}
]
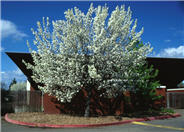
[
  {"xmin": 9, "ymin": 78, "xmax": 17, "ymax": 90},
  {"xmin": 10, "ymin": 82, "xmax": 26, "ymax": 91},
  {"xmin": 1, "ymin": 81, "xmax": 9, "ymax": 102},
  {"xmin": 177, "ymin": 80, "xmax": 184, "ymax": 88},
  {"xmin": 24, "ymin": 4, "xmax": 152, "ymax": 117},
  {"xmin": 1, "ymin": 81, "xmax": 14, "ymax": 115},
  {"xmin": 1, "ymin": 81, "xmax": 8, "ymax": 90}
]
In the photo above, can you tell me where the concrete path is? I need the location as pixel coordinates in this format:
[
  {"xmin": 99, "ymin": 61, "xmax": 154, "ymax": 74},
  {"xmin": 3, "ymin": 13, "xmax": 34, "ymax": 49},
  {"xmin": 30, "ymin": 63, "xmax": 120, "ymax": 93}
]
[{"xmin": 2, "ymin": 109, "xmax": 184, "ymax": 132}]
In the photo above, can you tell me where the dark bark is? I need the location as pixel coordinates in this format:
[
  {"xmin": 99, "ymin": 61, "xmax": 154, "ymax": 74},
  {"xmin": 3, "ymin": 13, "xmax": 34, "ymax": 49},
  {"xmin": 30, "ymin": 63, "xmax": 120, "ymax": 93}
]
[{"xmin": 84, "ymin": 88, "xmax": 92, "ymax": 117}]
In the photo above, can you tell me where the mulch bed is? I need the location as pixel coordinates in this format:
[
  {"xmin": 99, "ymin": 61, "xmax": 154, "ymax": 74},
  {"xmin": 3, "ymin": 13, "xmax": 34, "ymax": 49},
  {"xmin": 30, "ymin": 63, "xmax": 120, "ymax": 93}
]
[{"xmin": 7, "ymin": 112, "xmax": 136, "ymax": 125}]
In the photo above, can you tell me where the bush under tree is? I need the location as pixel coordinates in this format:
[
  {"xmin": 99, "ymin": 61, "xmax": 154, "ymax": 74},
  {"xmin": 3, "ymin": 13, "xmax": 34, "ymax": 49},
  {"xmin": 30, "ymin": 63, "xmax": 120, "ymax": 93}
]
[{"xmin": 129, "ymin": 64, "xmax": 162, "ymax": 111}]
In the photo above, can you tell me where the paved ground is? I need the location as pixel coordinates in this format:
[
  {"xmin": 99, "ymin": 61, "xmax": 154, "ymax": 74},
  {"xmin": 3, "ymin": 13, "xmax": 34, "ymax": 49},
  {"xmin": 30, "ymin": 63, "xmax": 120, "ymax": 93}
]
[{"xmin": 1, "ymin": 109, "xmax": 184, "ymax": 132}]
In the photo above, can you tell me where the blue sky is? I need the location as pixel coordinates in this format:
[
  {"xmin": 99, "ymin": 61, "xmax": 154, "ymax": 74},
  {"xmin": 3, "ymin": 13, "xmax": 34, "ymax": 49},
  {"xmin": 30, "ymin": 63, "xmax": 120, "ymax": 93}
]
[{"xmin": 1, "ymin": 1, "xmax": 184, "ymax": 87}]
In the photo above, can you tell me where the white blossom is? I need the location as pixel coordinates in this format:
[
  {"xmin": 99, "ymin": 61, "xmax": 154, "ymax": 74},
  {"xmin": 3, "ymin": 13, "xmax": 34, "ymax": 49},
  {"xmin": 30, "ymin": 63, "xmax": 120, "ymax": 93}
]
[{"xmin": 24, "ymin": 4, "xmax": 152, "ymax": 102}]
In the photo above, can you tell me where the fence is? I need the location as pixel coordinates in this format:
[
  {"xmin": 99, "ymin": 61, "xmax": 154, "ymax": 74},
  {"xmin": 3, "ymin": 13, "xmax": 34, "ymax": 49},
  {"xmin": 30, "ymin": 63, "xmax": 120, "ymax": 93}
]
[
  {"xmin": 2, "ymin": 91, "xmax": 43, "ymax": 114},
  {"xmin": 167, "ymin": 92, "xmax": 184, "ymax": 109}
]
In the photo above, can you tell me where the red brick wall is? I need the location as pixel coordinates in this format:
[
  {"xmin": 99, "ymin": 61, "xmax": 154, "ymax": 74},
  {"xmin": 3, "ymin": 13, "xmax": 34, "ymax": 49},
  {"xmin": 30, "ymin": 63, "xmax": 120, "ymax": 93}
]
[
  {"xmin": 43, "ymin": 94, "xmax": 61, "ymax": 114},
  {"xmin": 30, "ymin": 85, "xmax": 167, "ymax": 115},
  {"xmin": 155, "ymin": 88, "xmax": 167, "ymax": 108},
  {"xmin": 156, "ymin": 88, "xmax": 166, "ymax": 97},
  {"xmin": 30, "ymin": 86, "xmax": 36, "ymax": 91},
  {"xmin": 43, "ymin": 88, "xmax": 124, "ymax": 116}
]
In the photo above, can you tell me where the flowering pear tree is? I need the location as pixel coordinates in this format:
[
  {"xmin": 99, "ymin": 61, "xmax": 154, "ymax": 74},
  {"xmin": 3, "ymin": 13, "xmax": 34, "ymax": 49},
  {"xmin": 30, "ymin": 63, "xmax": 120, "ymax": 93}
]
[{"xmin": 24, "ymin": 4, "xmax": 152, "ymax": 117}]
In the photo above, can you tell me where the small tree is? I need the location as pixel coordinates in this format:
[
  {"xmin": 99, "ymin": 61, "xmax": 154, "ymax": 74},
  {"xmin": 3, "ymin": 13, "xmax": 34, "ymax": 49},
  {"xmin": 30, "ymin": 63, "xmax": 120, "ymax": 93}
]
[
  {"xmin": 10, "ymin": 82, "xmax": 27, "ymax": 91},
  {"xmin": 24, "ymin": 4, "xmax": 152, "ymax": 117},
  {"xmin": 9, "ymin": 78, "xmax": 17, "ymax": 90},
  {"xmin": 128, "ymin": 63, "xmax": 162, "ymax": 111}
]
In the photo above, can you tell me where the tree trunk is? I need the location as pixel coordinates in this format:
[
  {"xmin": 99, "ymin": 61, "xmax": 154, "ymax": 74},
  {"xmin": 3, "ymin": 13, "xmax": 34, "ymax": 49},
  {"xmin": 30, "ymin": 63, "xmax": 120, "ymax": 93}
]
[{"xmin": 84, "ymin": 88, "xmax": 92, "ymax": 117}]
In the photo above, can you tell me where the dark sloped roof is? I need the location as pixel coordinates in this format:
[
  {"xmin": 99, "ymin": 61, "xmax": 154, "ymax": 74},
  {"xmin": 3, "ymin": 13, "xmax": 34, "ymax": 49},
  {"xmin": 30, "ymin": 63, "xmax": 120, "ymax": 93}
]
[
  {"xmin": 6, "ymin": 52, "xmax": 38, "ymax": 89},
  {"xmin": 146, "ymin": 57, "xmax": 184, "ymax": 88},
  {"xmin": 6, "ymin": 52, "xmax": 33, "ymax": 77},
  {"xmin": 6, "ymin": 52, "xmax": 184, "ymax": 89}
]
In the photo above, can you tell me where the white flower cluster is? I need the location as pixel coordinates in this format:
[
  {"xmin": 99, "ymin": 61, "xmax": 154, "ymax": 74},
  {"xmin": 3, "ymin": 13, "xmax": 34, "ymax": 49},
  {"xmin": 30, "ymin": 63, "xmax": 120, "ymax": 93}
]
[{"xmin": 24, "ymin": 4, "xmax": 152, "ymax": 102}]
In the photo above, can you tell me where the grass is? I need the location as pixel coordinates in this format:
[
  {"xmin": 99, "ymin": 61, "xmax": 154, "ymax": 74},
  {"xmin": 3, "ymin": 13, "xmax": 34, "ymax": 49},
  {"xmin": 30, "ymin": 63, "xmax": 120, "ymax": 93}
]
[
  {"xmin": 7, "ymin": 108, "xmax": 175, "ymax": 125},
  {"xmin": 7, "ymin": 112, "xmax": 135, "ymax": 125}
]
